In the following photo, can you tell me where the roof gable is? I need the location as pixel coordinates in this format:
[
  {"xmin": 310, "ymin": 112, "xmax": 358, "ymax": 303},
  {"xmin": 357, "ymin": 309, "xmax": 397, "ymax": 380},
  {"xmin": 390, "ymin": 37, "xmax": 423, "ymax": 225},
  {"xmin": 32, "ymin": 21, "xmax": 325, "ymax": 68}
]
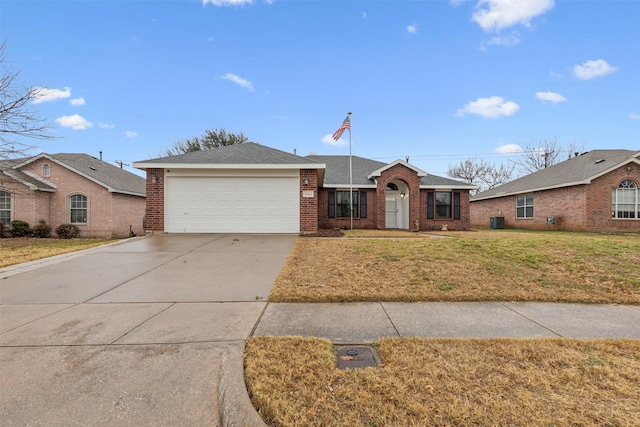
[
  {"xmin": 367, "ymin": 159, "xmax": 428, "ymax": 179},
  {"xmin": 13, "ymin": 153, "xmax": 145, "ymax": 197},
  {"xmin": 472, "ymin": 149, "xmax": 639, "ymax": 201}
]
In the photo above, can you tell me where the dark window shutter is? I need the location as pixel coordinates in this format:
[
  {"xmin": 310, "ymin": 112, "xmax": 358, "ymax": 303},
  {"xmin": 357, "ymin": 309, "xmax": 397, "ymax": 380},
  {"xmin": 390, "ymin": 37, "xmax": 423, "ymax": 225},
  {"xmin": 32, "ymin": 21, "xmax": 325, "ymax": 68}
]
[
  {"xmin": 427, "ymin": 192, "xmax": 434, "ymax": 219},
  {"xmin": 328, "ymin": 190, "xmax": 335, "ymax": 218},
  {"xmin": 360, "ymin": 191, "xmax": 367, "ymax": 218},
  {"xmin": 454, "ymin": 192, "xmax": 461, "ymax": 220}
]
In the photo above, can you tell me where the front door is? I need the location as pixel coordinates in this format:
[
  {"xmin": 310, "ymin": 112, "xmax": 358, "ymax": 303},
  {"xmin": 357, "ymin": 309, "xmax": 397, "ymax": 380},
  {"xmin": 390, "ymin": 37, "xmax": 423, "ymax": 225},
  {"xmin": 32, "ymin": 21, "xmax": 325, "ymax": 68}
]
[{"xmin": 385, "ymin": 195, "xmax": 398, "ymax": 228}]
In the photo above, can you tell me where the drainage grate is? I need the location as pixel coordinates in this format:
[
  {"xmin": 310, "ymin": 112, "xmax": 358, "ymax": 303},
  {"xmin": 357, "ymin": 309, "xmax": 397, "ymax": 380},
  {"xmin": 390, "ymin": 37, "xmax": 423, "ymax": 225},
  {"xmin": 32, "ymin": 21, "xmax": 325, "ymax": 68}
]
[{"xmin": 335, "ymin": 345, "xmax": 381, "ymax": 370}]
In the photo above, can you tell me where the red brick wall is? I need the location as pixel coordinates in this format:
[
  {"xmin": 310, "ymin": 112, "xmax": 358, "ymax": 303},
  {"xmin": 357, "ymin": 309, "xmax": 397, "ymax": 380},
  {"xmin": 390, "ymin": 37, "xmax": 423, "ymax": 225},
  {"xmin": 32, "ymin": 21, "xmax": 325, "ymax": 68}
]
[
  {"xmin": 299, "ymin": 169, "xmax": 319, "ymax": 234},
  {"xmin": 470, "ymin": 163, "xmax": 640, "ymax": 232},
  {"xmin": 420, "ymin": 190, "xmax": 472, "ymax": 231},
  {"xmin": 144, "ymin": 168, "xmax": 165, "ymax": 232},
  {"xmin": 375, "ymin": 164, "xmax": 422, "ymax": 230},
  {"xmin": 317, "ymin": 164, "xmax": 472, "ymax": 231},
  {"xmin": 317, "ymin": 188, "xmax": 377, "ymax": 230}
]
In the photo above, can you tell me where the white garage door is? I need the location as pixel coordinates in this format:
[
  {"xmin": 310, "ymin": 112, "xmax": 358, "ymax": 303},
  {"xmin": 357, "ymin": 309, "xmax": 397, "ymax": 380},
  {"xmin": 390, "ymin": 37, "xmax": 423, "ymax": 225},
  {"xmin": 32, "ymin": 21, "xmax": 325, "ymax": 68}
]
[{"xmin": 165, "ymin": 170, "xmax": 300, "ymax": 233}]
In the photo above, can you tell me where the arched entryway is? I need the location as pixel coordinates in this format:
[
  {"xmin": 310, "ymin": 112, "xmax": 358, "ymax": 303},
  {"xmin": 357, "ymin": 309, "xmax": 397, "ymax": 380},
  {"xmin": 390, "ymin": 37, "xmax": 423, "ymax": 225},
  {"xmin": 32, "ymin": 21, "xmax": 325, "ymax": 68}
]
[{"xmin": 385, "ymin": 180, "xmax": 409, "ymax": 229}]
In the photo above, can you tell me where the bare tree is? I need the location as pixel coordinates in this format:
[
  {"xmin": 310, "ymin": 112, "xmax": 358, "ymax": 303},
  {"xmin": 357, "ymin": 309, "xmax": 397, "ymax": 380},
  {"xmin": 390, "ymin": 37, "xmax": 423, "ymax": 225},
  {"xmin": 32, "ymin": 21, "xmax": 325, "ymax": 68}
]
[
  {"xmin": 0, "ymin": 40, "xmax": 54, "ymax": 159},
  {"xmin": 163, "ymin": 128, "xmax": 248, "ymax": 156},
  {"xmin": 448, "ymin": 157, "xmax": 514, "ymax": 194},
  {"xmin": 512, "ymin": 138, "xmax": 586, "ymax": 174}
]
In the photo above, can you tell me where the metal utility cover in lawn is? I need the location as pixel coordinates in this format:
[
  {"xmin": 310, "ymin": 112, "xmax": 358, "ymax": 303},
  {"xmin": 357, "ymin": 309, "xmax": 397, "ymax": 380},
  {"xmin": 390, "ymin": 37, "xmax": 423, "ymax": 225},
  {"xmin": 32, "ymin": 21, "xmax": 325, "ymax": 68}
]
[{"xmin": 335, "ymin": 345, "xmax": 381, "ymax": 370}]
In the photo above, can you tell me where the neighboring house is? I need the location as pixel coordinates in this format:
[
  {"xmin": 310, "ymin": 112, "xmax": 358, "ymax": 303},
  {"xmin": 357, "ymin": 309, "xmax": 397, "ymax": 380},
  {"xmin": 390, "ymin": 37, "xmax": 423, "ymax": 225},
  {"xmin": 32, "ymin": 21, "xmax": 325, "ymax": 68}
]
[
  {"xmin": 0, "ymin": 153, "xmax": 146, "ymax": 238},
  {"xmin": 133, "ymin": 142, "xmax": 476, "ymax": 234},
  {"xmin": 470, "ymin": 149, "xmax": 640, "ymax": 232}
]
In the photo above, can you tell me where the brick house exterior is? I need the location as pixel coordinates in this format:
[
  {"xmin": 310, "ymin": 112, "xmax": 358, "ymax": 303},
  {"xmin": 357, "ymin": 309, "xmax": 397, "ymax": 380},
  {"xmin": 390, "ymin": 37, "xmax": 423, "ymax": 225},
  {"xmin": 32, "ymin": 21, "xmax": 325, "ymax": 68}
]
[
  {"xmin": 135, "ymin": 144, "xmax": 475, "ymax": 234},
  {"xmin": 309, "ymin": 156, "xmax": 476, "ymax": 232},
  {"xmin": 1, "ymin": 153, "xmax": 146, "ymax": 238},
  {"xmin": 470, "ymin": 150, "xmax": 640, "ymax": 232}
]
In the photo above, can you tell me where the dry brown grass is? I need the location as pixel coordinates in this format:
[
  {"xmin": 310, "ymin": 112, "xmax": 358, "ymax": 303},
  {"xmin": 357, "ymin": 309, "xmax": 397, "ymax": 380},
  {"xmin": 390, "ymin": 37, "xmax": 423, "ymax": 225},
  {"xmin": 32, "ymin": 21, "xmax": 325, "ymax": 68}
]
[
  {"xmin": 0, "ymin": 238, "xmax": 113, "ymax": 268},
  {"xmin": 270, "ymin": 230, "xmax": 640, "ymax": 305},
  {"xmin": 245, "ymin": 336, "xmax": 640, "ymax": 427}
]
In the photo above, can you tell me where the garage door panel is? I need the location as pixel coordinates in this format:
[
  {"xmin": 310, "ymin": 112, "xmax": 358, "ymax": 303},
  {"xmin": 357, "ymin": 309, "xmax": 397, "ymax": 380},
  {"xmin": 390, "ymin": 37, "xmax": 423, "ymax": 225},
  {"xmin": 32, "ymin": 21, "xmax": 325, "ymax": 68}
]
[{"xmin": 166, "ymin": 175, "xmax": 299, "ymax": 233}]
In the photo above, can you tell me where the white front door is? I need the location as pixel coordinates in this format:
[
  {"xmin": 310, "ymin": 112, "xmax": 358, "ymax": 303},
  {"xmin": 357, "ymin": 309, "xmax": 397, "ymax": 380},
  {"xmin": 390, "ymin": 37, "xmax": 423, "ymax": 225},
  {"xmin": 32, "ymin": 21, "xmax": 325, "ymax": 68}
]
[{"xmin": 385, "ymin": 195, "xmax": 398, "ymax": 228}]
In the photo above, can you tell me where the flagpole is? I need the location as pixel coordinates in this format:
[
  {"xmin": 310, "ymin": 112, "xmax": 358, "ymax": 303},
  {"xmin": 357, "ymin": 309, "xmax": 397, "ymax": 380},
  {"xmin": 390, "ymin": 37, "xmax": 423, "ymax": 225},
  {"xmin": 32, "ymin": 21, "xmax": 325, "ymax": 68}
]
[{"xmin": 348, "ymin": 112, "xmax": 353, "ymax": 230}]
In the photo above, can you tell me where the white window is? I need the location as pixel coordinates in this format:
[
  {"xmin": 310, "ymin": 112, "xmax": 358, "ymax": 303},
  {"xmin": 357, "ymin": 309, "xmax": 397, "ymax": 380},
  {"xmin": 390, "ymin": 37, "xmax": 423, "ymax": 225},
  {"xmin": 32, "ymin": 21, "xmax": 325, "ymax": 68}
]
[
  {"xmin": 70, "ymin": 194, "xmax": 88, "ymax": 223},
  {"xmin": 516, "ymin": 194, "xmax": 534, "ymax": 219},
  {"xmin": 0, "ymin": 191, "xmax": 11, "ymax": 224},
  {"xmin": 612, "ymin": 180, "xmax": 638, "ymax": 219}
]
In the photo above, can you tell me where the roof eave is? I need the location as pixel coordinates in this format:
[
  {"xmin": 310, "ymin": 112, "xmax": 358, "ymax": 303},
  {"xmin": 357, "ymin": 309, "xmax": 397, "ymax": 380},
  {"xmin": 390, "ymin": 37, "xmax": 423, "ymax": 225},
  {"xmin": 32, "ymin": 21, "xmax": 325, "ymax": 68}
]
[
  {"xmin": 133, "ymin": 162, "xmax": 326, "ymax": 170},
  {"xmin": 471, "ymin": 180, "xmax": 591, "ymax": 201}
]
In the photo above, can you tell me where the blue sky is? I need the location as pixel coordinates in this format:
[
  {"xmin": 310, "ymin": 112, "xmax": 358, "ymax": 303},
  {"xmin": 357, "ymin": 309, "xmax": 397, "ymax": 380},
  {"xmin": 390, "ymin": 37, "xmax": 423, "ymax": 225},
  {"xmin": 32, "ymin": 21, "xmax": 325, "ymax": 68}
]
[{"xmin": 2, "ymin": 0, "xmax": 639, "ymax": 178}]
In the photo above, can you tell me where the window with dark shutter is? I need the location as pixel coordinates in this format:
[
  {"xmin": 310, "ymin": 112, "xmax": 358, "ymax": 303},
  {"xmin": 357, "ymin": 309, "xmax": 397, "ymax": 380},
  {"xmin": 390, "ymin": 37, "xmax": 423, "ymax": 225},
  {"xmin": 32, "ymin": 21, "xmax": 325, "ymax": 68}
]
[
  {"xmin": 328, "ymin": 190, "xmax": 335, "ymax": 218},
  {"xmin": 427, "ymin": 192, "xmax": 434, "ymax": 219},
  {"xmin": 454, "ymin": 192, "xmax": 461, "ymax": 220},
  {"xmin": 360, "ymin": 191, "xmax": 367, "ymax": 218}
]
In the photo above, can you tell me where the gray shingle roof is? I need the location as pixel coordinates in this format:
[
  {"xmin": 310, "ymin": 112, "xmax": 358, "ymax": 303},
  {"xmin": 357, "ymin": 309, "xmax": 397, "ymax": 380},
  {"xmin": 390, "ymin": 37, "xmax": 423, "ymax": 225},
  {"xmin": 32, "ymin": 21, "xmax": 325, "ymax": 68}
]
[
  {"xmin": 307, "ymin": 155, "xmax": 476, "ymax": 188},
  {"xmin": 8, "ymin": 153, "xmax": 146, "ymax": 196},
  {"xmin": 307, "ymin": 155, "xmax": 386, "ymax": 186},
  {"xmin": 0, "ymin": 162, "xmax": 56, "ymax": 191},
  {"xmin": 471, "ymin": 149, "xmax": 639, "ymax": 201},
  {"xmin": 49, "ymin": 153, "xmax": 146, "ymax": 196},
  {"xmin": 135, "ymin": 142, "xmax": 322, "ymax": 167}
]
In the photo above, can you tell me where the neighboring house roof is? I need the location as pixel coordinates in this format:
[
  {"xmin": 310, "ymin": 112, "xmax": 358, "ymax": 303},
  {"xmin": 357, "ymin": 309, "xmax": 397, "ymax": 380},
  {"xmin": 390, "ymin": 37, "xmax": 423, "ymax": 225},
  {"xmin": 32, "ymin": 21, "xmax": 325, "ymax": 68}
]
[
  {"xmin": 307, "ymin": 155, "xmax": 477, "ymax": 190},
  {"xmin": 6, "ymin": 153, "xmax": 146, "ymax": 197},
  {"xmin": 471, "ymin": 149, "xmax": 640, "ymax": 201},
  {"xmin": 133, "ymin": 142, "xmax": 324, "ymax": 169}
]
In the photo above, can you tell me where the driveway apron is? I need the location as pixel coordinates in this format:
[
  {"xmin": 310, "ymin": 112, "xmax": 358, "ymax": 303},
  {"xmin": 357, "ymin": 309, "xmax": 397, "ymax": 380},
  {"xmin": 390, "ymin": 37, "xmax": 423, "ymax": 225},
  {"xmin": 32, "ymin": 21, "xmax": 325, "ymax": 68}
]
[{"xmin": 0, "ymin": 234, "xmax": 296, "ymax": 426}]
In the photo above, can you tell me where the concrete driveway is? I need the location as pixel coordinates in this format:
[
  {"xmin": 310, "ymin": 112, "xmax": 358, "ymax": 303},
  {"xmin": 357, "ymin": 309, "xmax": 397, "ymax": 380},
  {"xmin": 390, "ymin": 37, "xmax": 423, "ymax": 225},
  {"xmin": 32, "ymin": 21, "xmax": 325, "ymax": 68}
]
[{"xmin": 0, "ymin": 234, "xmax": 296, "ymax": 426}]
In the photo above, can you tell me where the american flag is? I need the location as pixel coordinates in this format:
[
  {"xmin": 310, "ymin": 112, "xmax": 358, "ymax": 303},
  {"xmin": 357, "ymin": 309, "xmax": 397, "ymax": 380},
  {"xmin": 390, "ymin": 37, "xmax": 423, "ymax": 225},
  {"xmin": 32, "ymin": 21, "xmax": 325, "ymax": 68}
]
[{"xmin": 332, "ymin": 116, "xmax": 350, "ymax": 141}]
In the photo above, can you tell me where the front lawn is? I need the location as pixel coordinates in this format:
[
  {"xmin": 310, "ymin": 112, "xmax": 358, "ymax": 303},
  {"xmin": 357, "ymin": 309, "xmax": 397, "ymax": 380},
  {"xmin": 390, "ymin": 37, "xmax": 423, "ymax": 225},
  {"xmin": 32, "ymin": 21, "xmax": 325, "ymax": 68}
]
[
  {"xmin": 245, "ymin": 336, "xmax": 640, "ymax": 426},
  {"xmin": 270, "ymin": 230, "xmax": 640, "ymax": 305},
  {"xmin": 0, "ymin": 238, "xmax": 114, "ymax": 268}
]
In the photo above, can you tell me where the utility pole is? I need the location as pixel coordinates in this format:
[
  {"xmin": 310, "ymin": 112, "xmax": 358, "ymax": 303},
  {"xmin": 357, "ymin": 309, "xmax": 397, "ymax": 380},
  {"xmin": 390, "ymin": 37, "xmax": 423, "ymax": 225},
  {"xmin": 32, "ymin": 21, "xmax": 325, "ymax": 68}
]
[{"xmin": 115, "ymin": 160, "xmax": 129, "ymax": 169}]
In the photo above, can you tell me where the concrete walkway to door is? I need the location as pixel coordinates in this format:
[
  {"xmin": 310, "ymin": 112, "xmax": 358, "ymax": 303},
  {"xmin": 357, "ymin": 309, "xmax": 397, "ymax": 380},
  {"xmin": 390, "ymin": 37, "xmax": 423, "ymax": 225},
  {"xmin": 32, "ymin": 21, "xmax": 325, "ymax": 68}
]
[{"xmin": 0, "ymin": 234, "xmax": 296, "ymax": 427}]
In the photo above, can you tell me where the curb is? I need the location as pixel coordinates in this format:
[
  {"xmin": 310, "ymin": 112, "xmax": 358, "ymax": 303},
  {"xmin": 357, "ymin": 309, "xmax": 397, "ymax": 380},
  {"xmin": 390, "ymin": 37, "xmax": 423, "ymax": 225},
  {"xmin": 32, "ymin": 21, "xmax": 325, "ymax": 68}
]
[{"xmin": 218, "ymin": 343, "xmax": 268, "ymax": 427}]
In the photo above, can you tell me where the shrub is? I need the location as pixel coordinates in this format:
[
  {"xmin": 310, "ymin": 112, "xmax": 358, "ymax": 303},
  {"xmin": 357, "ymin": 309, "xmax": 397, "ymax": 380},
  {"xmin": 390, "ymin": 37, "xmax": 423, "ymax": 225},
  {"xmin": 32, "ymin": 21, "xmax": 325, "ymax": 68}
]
[
  {"xmin": 55, "ymin": 223, "xmax": 80, "ymax": 239},
  {"xmin": 10, "ymin": 220, "xmax": 31, "ymax": 237},
  {"xmin": 33, "ymin": 220, "xmax": 52, "ymax": 238}
]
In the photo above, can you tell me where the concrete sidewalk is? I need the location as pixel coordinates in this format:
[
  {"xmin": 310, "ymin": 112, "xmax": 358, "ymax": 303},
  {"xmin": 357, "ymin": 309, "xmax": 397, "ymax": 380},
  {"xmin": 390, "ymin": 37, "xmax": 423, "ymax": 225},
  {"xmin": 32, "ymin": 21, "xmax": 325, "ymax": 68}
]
[{"xmin": 253, "ymin": 301, "xmax": 640, "ymax": 342}]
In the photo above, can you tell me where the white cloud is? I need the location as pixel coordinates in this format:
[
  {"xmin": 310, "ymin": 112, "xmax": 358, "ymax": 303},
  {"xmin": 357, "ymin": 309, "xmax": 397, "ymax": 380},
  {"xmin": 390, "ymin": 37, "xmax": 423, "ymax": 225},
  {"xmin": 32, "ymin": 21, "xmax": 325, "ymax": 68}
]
[
  {"xmin": 486, "ymin": 32, "xmax": 520, "ymax": 47},
  {"xmin": 573, "ymin": 59, "xmax": 617, "ymax": 80},
  {"xmin": 472, "ymin": 0, "xmax": 555, "ymax": 32},
  {"xmin": 70, "ymin": 97, "xmax": 85, "ymax": 106},
  {"xmin": 219, "ymin": 73, "xmax": 254, "ymax": 91},
  {"xmin": 407, "ymin": 24, "xmax": 418, "ymax": 34},
  {"xmin": 98, "ymin": 122, "xmax": 115, "ymax": 129},
  {"xmin": 629, "ymin": 113, "xmax": 640, "ymax": 121},
  {"xmin": 535, "ymin": 91, "xmax": 566, "ymax": 103},
  {"xmin": 322, "ymin": 134, "xmax": 347, "ymax": 147},
  {"xmin": 206, "ymin": 36, "xmax": 215, "ymax": 43},
  {"xmin": 450, "ymin": 0, "xmax": 472, "ymax": 6},
  {"xmin": 125, "ymin": 131, "xmax": 138, "ymax": 138},
  {"xmin": 56, "ymin": 114, "xmax": 93, "ymax": 130},
  {"xmin": 203, "ymin": 0, "xmax": 253, "ymax": 6},
  {"xmin": 32, "ymin": 86, "xmax": 71, "ymax": 104},
  {"xmin": 495, "ymin": 143, "xmax": 523, "ymax": 154},
  {"xmin": 455, "ymin": 96, "xmax": 520, "ymax": 119}
]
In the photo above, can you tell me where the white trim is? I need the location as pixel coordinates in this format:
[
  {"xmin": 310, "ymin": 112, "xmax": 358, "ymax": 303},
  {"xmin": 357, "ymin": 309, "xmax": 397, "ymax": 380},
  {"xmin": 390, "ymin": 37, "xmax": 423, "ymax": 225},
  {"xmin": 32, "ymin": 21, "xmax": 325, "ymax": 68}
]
[
  {"xmin": 17, "ymin": 153, "xmax": 145, "ymax": 197},
  {"xmin": 367, "ymin": 159, "xmax": 428, "ymax": 179}
]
